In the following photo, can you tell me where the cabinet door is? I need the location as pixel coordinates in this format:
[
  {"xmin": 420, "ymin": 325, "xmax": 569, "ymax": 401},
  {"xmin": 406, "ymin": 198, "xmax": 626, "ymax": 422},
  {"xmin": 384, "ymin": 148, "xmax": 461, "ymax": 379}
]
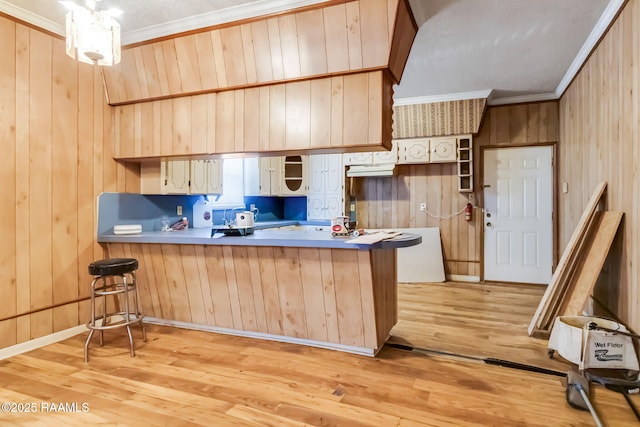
[
  {"xmin": 206, "ymin": 159, "xmax": 223, "ymax": 194},
  {"xmin": 258, "ymin": 157, "xmax": 275, "ymax": 196},
  {"xmin": 430, "ymin": 137, "xmax": 457, "ymax": 162},
  {"xmin": 162, "ymin": 159, "xmax": 190, "ymax": 194},
  {"xmin": 373, "ymin": 141, "xmax": 397, "ymax": 164},
  {"xmin": 397, "ymin": 139, "xmax": 430, "ymax": 164},
  {"xmin": 325, "ymin": 154, "xmax": 343, "ymax": 194},
  {"xmin": 307, "ymin": 155, "xmax": 325, "ymax": 195},
  {"xmin": 325, "ymin": 193, "xmax": 344, "ymax": 218},
  {"xmin": 280, "ymin": 155, "xmax": 306, "ymax": 196},
  {"xmin": 307, "ymin": 194, "xmax": 326, "ymax": 220},
  {"xmin": 189, "ymin": 160, "xmax": 209, "ymax": 194},
  {"xmin": 268, "ymin": 157, "xmax": 282, "ymax": 195},
  {"xmin": 343, "ymin": 152, "xmax": 373, "ymax": 166}
]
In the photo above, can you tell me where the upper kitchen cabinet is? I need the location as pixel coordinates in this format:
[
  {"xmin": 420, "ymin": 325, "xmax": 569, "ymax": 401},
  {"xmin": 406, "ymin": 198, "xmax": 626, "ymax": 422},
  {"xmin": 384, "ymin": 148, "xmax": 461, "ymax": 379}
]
[
  {"xmin": 110, "ymin": 0, "xmax": 418, "ymax": 160},
  {"xmin": 244, "ymin": 156, "xmax": 307, "ymax": 197},
  {"xmin": 396, "ymin": 135, "xmax": 467, "ymax": 164},
  {"xmin": 141, "ymin": 158, "xmax": 223, "ymax": 194},
  {"xmin": 344, "ymin": 141, "xmax": 398, "ymax": 165},
  {"xmin": 190, "ymin": 159, "xmax": 223, "ymax": 194},
  {"xmin": 308, "ymin": 154, "xmax": 344, "ymax": 220},
  {"xmin": 103, "ymin": 0, "xmax": 416, "ymax": 105}
]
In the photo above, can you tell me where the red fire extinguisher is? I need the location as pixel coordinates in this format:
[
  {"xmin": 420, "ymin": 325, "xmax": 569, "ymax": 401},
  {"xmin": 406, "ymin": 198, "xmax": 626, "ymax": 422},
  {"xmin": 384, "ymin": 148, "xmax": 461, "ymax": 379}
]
[{"xmin": 465, "ymin": 203, "xmax": 473, "ymax": 222}]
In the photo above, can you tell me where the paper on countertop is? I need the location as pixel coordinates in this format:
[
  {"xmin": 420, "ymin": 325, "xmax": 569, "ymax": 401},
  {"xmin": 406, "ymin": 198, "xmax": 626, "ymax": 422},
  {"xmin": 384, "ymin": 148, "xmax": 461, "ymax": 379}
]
[
  {"xmin": 113, "ymin": 224, "xmax": 142, "ymax": 235},
  {"xmin": 345, "ymin": 230, "xmax": 402, "ymax": 244}
]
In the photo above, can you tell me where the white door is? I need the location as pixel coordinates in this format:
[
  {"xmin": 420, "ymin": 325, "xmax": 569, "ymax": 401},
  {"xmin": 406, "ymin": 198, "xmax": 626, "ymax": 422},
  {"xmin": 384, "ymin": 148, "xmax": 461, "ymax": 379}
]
[{"xmin": 483, "ymin": 146, "xmax": 553, "ymax": 284}]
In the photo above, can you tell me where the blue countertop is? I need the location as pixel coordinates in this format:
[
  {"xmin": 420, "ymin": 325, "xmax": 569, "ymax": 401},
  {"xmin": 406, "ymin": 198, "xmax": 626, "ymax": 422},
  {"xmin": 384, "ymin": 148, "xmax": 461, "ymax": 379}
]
[{"xmin": 98, "ymin": 221, "xmax": 421, "ymax": 250}]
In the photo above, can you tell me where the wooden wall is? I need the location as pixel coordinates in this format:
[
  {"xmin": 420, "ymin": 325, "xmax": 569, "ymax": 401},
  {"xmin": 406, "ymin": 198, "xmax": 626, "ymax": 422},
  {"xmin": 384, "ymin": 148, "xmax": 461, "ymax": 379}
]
[
  {"xmin": 0, "ymin": 16, "xmax": 138, "ymax": 349},
  {"xmin": 355, "ymin": 101, "xmax": 558, "ymax": 277},
  {"xmin": 107, "ymin": 243, "xmax": 397, "ymax": 351},
  {"xmin": 113, "ymin": 71, "xmax": 394, "ymax": 159},
  {"xmin": 558, "ymin": 0, "xmax": 639, "ymax": 330},
  {"xmin": 102, "ymin": 0, "xmax": 416, "ymax": 105}
]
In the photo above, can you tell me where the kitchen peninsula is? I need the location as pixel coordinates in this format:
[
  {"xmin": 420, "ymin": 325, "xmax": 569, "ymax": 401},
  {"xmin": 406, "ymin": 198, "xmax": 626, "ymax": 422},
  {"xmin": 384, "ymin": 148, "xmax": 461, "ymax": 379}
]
[{"xmin": 98, "ymin": 199, "xmax": 420, "ymax": 356}]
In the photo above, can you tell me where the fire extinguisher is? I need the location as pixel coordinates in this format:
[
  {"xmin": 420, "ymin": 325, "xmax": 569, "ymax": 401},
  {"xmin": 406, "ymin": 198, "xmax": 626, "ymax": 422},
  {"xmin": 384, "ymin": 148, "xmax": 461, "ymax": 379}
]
[{"xmin": 465, "ymin": 203, "xmax": 473, "ymax": 222}]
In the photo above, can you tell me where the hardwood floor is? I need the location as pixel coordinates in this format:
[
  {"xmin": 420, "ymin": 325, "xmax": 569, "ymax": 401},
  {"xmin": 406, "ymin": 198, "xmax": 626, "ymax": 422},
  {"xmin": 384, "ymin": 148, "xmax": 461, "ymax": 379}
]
[
  {"xmin": 391, "ymin": 281, "xmax": 570, "ymax": 371},
  {"xmin": 0, "ymin": 282, "xmax": 638, "ymax": 426}
]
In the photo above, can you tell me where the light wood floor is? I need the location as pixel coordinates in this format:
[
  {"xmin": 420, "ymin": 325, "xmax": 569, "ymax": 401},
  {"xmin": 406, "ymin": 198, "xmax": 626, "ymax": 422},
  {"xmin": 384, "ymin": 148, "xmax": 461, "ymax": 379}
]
[
  {"xmin": 391, "ymin": 281, "xmax": 570, "ymax": 371},
  {"xmin": 0, "ymin": 282, "xmax": 638, "ymax": 426}
]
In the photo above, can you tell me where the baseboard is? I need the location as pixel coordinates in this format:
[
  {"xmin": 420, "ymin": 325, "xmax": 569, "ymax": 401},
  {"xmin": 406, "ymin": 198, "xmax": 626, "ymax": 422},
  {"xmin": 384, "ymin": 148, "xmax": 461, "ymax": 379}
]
[
  {"xmin": 447, "ymin": 274, "xmax": 481, "ymax": 283},
  {"xmin": 144, "ymin": 317, "xmax": 377, "ymax": 357},
  {"xmin": 0, "ymin": 324, "xmax": 88, "ymax": 361}
]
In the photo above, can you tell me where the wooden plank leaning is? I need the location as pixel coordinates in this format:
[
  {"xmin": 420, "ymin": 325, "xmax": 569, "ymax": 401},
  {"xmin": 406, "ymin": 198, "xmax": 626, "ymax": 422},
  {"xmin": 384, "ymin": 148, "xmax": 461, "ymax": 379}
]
[
  {"xmin": 560, "ymin": 211, "xmax": 623, "ymax": 317},
  {"xmin": 527, "ymin": 181, "xmax": 607, "ymax": 337}
]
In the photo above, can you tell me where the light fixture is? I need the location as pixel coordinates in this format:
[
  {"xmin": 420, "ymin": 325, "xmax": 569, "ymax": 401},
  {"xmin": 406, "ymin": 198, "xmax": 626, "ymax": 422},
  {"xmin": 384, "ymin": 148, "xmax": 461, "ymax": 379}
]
[{"xmin": 61, "ymin": 0, "xmax": 122, "ymax": 66}]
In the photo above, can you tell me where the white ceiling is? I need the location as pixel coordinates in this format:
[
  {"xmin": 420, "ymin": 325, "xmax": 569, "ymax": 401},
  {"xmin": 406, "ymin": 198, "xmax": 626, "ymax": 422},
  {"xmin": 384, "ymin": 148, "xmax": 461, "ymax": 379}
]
[{"xmin": 0, "ymin": 0, "xmax": 623, "ymax": 105}]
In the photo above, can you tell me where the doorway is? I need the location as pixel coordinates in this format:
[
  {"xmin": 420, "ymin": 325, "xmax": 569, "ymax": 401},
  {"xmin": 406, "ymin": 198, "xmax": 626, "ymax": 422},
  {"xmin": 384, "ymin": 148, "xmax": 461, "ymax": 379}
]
[{"xmin": 483, "ymin": 146, "xmax": 553, "ymax": 284}]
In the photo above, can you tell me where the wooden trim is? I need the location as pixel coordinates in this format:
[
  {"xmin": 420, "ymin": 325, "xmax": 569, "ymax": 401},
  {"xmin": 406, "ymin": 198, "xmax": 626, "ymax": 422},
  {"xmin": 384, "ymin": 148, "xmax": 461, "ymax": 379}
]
[{"xmin": 0, "ymin": 297, "xmax": 91, "ymax": 323}]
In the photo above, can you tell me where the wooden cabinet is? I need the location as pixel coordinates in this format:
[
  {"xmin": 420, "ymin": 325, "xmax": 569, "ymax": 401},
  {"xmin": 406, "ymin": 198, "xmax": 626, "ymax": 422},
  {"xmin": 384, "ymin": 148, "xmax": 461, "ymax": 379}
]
[
  {"xmin": 257, "ymin": 157, "xmax": 282, "ymax": 196},
  {"xmin": 307, "ymin": 154, "xmax": 344, "ymax": 220},
  {"xmin": 457, "ymin": 136, "xmax": 473, "ymax": 192},
  {"xmin": 143, "ymin": 158, "xmax": 223, "ymax": 194},
  {"xmin": 281, "ymin": 155, "xmax": 308, "ymax": 196},
  {"xmin": 161, "ymin": 159, "xmax": 190, "ymax": 194},
  {"xmin": 397, "ymin": 135, "xmax": 465, "ymax": 165},
  {"xmin": 190, "ymin": 159, "xmax": 223, "ymax": 194},
  {"xmin": 343, "ymin": 142, "xmax": 397, "ymax": 165},
  {"xmin": 397, "ymin": 138, "xmax": 429, "ymax": 164},
  {"xmin": 244, "ymin": 156, "xmax": 307, "ymax": 196},
  {"xmin": 430, "ymin": 137, "xmax": 457, "ymax": 162}
]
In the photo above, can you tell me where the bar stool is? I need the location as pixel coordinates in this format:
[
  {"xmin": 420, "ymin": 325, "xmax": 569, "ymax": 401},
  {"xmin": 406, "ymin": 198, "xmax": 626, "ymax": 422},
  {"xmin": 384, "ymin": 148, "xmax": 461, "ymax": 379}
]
[{"xmin": 84, "ymin": 258, "xmax": 146, "ymax": 362}]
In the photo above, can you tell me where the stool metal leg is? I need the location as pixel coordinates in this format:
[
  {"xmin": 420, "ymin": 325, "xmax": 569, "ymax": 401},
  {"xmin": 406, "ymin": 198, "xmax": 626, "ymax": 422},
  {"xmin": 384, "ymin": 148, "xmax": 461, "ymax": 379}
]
[
  {"xmin": 129, "ymin": 272, "xmax": 147, "ymax": 342},
  {"xmin": 99, "ymin": 277, "xmax": 105, "ymax": 346},
  {"xmin": 84, "ymin": 276, "xmax": 99, "ymax": 363}
]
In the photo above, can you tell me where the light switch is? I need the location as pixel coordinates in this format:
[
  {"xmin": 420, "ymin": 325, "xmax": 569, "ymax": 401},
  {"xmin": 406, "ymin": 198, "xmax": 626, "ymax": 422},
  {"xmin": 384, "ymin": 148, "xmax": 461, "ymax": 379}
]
[{"xmin": 562, "ymin": 182, "xmax": 568, "ymax": 194}]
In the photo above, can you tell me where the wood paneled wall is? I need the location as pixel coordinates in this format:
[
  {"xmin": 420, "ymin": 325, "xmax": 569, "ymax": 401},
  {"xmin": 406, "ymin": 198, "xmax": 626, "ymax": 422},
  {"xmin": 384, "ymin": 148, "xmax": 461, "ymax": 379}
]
[
  {"xmin": 355, "ymin": 101, "xmax": 558, "ymax": 277},
  {"xmin": 392, "ymin": 98, "xmax": 487, "ymax": 138},
  {"xmin": 102, "ymin": 0, "xmax": 416, "ymax": 105},
  {"xmin": 0, "ymin": 16, "xmax": 137, "ymax": 349},
  {"xmin": 113, "ymin": 71, "xmax": 394, "ymax": 159},
  {"xmin": 107, "ymin": 243, "xmax": 397, "ymax": 351},
  {"xmin": 558, "ymin": 0, "xmax": 639, "ymax": 330}
]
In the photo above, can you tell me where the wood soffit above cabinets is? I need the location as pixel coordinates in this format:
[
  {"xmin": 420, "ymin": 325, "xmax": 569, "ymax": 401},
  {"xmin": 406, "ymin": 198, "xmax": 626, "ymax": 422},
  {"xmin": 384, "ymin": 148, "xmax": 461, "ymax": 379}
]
[{"xmin": 102, "ymin": 0, "xmax": 417, "ymax": 106}]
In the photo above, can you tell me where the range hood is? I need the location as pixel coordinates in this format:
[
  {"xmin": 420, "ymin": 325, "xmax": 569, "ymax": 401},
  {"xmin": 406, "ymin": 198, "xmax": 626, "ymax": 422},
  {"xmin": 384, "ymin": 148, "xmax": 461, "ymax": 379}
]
[{"xmin": 346, "ymin": 164, "xmax": 395, "ymax": 178}]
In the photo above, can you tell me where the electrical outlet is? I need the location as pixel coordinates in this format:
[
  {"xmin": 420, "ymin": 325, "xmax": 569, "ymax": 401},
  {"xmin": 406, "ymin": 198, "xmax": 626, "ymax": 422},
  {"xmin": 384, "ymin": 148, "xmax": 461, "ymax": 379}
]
[
  {"xmin": 177, "ymin": 205, "xmax": 182, "ymax": 215},
  {"xmin": 419, "ymin": 203, "xmax": 427, "ymax": 212}
]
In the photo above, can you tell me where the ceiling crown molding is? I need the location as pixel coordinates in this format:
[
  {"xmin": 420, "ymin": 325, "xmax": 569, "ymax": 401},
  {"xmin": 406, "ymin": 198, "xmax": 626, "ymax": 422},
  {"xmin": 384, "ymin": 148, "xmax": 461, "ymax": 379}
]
[
  {"xmin": 393, "ymin": 89, "xmax": 492, "ymax": 106},
  {"xmin": 488, "ymin": 92, "xmax": 558, "ymax": 106},
  {"xmin": 0, "ymin": 0, "xmax": 64, "ymax": 35}
]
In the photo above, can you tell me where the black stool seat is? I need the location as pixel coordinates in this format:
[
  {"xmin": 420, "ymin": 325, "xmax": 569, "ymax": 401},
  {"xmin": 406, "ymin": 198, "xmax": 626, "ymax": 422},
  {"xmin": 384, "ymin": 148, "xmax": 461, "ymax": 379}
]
[{"xmin": 89, "ymin": 258, "xmax": 138, "ymax": 276}]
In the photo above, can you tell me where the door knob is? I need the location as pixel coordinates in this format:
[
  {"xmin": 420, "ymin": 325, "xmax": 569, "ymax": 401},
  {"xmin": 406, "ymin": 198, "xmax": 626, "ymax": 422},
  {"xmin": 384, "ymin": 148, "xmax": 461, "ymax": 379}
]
[{"xmin": 486, "ymin": 222, "xmax": 492, "ymax": 227}]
